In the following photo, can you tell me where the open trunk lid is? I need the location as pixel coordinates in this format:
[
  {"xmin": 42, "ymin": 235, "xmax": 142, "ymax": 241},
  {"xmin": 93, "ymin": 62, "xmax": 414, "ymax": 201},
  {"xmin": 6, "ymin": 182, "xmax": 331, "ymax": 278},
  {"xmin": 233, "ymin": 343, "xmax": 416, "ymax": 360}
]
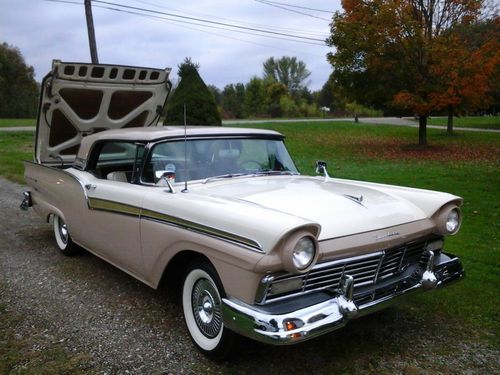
[{"xmin": 35, "ymin": 60, "xmax": 171, "ymax": 166}]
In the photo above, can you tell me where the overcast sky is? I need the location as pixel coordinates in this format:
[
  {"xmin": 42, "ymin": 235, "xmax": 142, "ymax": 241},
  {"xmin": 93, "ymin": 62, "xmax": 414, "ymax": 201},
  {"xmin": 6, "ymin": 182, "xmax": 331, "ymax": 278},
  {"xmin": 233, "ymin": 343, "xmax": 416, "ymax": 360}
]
[{"xmin": 1, "ymin": 0, "xmax": 341, "ymax": 90}]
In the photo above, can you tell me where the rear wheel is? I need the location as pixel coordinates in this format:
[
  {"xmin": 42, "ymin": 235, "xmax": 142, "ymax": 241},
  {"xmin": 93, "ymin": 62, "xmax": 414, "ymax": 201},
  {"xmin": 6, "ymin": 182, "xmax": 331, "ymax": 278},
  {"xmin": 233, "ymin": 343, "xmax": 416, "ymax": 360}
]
[
  {"xmin": 182, "ymin": 260, "xmax": 235, "ymax": 359},
  {"xmin": 53, "ymin": 215, "xmax": 78, "ymax": 256}
]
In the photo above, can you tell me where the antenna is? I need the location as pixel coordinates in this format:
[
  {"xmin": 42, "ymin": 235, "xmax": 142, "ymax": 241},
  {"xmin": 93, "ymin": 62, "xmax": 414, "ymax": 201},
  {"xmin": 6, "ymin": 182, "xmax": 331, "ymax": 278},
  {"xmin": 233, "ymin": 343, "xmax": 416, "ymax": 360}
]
[{"xmin": 182, "ymin": 103, "xmax": 189, "ymax": 193}]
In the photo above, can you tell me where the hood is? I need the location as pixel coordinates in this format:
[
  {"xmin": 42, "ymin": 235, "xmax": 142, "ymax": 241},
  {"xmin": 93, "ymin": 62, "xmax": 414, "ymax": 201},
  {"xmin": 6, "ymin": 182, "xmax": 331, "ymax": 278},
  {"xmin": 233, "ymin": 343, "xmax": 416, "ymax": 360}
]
[
  {"xmin": 192, "ymin": 176, "xmax": 459, "ymax": 240},
  {"xmin": 35, "ymin": 60, "xmax": 171, "ymax": 165}
]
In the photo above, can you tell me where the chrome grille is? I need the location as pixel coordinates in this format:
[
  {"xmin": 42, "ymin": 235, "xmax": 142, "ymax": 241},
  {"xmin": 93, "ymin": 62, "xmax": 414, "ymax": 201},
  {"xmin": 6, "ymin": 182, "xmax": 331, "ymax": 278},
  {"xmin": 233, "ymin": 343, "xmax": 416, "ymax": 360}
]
[{"xmin": 260, "ymin": 236, "xmax": 441, "ymax": 304}]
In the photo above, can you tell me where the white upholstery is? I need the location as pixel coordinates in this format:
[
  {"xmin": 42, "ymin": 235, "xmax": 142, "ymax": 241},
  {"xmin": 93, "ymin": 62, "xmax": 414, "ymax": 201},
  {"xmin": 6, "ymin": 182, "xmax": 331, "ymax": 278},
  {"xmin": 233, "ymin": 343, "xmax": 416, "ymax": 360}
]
[{"xmin": 106, "ymin": 171, "xmax": 128, "ymax": 182}]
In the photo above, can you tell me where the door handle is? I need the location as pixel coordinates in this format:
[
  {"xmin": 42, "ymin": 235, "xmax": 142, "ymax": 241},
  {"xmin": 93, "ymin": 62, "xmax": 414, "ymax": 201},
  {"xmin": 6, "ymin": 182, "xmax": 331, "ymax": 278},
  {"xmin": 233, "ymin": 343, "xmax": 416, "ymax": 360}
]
[{"xmin": 85, "ymin": 184, "xmax": 97, "ymax": 190}]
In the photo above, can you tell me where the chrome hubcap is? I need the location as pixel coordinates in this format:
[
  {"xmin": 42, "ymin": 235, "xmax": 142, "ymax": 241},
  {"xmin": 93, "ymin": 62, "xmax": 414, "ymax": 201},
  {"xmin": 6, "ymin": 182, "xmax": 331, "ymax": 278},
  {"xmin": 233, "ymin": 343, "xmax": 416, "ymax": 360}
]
[
  {"xmin": 58, "ymin": 219, "xmax": 68, "ymax": 244},
  {"xmin": 192, "ymin": 278, "xmax": 222, "ymax": 338}
]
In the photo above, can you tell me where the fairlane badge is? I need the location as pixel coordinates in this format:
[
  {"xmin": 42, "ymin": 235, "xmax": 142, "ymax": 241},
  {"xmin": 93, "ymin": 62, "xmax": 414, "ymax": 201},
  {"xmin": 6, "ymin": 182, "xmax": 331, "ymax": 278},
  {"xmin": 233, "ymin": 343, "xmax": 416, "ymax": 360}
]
[{"xmin": 374, "ymin": 232, "xmax": 400, "ymax": 241}]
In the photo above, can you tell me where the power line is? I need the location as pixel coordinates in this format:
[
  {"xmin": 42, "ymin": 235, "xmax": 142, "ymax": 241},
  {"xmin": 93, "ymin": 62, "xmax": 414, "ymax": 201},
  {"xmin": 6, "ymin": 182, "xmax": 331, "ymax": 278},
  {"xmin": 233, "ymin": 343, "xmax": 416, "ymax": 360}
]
[
  {"xmin": 92, "ymin": 3, "xmax": 326, "ymax": 46},
  {"xmin": 254, "ymin": 0, "xmax": 335, "ymax": 14},
  {"xmin": 130, "ymin": 0, "xmax": 328, "ymax": 37},
  {"xmin": 253, "ymin": 0, "xmax": 331, "ymax": 22},
  {"xmin": 127, "ymin": 9, "xmax": 325, "ymax": 58},
  {"xmin": 89, "ymin": 0, "xmax": 326, "ymax": 42},
  {"xmin": 44, "ymin": 0, "xmax": 327, "ymax": 46}
]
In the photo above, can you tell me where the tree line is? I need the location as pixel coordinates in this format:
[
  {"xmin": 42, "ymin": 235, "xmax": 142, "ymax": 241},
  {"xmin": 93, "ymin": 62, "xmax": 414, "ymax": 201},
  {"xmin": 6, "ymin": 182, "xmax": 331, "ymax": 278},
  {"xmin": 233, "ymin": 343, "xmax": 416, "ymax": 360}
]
[
  {"xmin": 0, "ymin": 43, "xmax": 39, "ymax": 118},
  {"xmin": 2, "ymin": 0, "xmax": 498, "ymax": 148},
  {"xmin": 326, "ymin": 0, "xmax": 500, "ymax": 144}
]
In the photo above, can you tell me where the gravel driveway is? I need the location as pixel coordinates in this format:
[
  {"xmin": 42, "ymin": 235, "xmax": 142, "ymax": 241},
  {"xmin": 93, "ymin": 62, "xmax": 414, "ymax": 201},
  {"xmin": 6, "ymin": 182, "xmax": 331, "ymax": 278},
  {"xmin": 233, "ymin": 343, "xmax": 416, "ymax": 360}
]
[{"xmin": 1, "ymin": 177, "xmax": 498, "ymax": 374}]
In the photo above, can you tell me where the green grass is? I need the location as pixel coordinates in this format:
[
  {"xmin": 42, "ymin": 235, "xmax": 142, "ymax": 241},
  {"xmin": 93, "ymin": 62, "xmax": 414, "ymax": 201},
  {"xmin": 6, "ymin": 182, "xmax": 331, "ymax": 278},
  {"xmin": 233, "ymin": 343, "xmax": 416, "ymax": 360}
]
[
  {"xmin": 0, "ymin": 118, "xmax": 36, "ymax": 128},
  {"xmin": 425, "ymin": 116, "xmax": 500, "ymax": 129},
  {"xmin": 0, "ymin": 132, "xmax": 34, "ymax": 184}
]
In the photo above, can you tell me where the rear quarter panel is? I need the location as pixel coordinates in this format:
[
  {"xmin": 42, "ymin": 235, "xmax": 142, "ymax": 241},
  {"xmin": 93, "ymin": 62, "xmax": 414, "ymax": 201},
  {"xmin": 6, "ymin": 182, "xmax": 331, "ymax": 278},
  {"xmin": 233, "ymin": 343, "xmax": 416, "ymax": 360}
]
[{"xmin": 24, "ymin": 162, "xmax": 90, "ymax": 246}]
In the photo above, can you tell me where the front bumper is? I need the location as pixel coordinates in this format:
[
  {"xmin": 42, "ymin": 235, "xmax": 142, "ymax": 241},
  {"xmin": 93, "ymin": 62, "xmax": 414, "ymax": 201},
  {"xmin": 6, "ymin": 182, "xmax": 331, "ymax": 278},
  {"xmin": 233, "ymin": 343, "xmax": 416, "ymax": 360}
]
[{"xmin": 221, "ymin": 251, "xmax": 464, "ymax": 345}]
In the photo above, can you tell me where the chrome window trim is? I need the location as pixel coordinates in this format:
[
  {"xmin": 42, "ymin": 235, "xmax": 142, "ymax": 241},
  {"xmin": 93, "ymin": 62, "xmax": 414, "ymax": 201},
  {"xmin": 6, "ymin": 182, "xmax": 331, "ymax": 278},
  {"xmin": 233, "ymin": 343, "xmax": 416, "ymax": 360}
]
[{"xmin": 138, "ymin": 135, "xmax": 294, "ymax": 186}]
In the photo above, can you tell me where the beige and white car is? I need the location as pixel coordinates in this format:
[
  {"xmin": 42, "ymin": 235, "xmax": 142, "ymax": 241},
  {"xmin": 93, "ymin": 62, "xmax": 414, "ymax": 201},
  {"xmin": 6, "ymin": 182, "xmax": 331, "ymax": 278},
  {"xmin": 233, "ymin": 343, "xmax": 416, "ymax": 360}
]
[{"xmin": 22, "ymin": 61, "xmax": 465, "ymax": 359}]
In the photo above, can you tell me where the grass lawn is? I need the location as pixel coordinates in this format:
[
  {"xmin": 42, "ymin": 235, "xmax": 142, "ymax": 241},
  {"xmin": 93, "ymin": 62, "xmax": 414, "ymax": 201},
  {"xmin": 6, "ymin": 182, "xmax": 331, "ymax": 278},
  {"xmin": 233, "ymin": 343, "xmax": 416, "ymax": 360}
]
[
  {"xmin": 0, "ymin": 118, "xmax": 36, "ymax": 128},
  {"xmin": 0, "ymin": 121, "xmax": 498, "ymax": 371},
  {"xmin": 0, "ymin": 131, "xmax": 34, "ymax": 184},
  {"xmin": 425, "ymin": 116, "xmax": 500, "ymax": 129}
]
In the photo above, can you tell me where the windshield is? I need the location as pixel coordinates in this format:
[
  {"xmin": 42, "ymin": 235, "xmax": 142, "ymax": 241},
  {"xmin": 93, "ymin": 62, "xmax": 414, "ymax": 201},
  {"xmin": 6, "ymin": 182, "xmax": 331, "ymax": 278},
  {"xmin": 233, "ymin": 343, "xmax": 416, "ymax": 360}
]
[{"xmin": 142, "ymin": 138, "xmax": 298, "ymax": 184}]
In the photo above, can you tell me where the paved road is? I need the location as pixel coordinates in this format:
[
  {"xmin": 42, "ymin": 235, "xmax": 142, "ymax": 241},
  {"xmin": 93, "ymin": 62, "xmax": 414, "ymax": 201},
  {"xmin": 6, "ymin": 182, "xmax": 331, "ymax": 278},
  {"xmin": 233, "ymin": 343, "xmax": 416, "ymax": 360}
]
[
  {"xmin": 1, "ymin": 117, "xmax": 499, "ymax": 133},
  {"xmin": 0, "ymin": 126, "xmax": 37, "ymax": 131}
]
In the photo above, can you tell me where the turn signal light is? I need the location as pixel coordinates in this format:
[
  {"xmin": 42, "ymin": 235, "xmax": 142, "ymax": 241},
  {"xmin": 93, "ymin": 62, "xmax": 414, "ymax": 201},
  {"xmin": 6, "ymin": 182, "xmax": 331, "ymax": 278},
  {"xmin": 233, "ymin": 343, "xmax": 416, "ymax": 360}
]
[{"xmin": 285, "ymin": 321, "xmax": 297, "ymax": 331}]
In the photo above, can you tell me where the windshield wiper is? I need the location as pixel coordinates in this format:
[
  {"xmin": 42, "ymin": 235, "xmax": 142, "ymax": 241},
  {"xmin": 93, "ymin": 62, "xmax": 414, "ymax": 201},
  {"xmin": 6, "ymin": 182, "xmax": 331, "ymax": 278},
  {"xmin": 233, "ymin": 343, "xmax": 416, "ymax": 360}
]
[
  {"xmin": 253, "ymin": 170, "xmax": 300, "ymax": 176},
  {"xmin": 203, "ymin": 173, "xmax": 251, "ymax": 183},
  {"xmin": 203, "ymin": 170, "xmax": 299, "ymax": 184}
]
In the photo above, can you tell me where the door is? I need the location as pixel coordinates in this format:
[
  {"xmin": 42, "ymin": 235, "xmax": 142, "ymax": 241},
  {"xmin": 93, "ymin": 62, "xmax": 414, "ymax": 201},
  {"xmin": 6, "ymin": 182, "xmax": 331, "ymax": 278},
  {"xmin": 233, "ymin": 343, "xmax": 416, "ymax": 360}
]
[{"xmin": 79, "ymin": 141, "xmax": 146, "ymax": 277}]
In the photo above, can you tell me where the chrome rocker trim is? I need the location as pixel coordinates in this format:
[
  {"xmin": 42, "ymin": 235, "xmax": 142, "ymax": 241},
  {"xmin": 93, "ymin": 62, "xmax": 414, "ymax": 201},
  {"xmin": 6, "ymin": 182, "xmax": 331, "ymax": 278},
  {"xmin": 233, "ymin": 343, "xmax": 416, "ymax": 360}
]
[{"xmin": 221, "ymin": 251, "xmax": 464, "ymax": 345}]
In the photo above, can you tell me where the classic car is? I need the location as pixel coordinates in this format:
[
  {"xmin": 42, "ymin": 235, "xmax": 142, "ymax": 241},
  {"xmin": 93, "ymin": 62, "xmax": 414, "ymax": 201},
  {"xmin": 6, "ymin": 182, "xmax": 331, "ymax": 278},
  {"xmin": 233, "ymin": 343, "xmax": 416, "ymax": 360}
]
[{"xmin": 22, "ymin": 61, "xmax": 465, "ymax": 359}]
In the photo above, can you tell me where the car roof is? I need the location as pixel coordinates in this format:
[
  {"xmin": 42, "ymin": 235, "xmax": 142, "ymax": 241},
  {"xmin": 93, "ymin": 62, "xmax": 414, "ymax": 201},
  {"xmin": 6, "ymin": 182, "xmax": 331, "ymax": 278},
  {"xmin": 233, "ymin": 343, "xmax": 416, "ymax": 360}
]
[{"xmin": 76, "ymin": 126, "xmax": 284, "ymax": 161}]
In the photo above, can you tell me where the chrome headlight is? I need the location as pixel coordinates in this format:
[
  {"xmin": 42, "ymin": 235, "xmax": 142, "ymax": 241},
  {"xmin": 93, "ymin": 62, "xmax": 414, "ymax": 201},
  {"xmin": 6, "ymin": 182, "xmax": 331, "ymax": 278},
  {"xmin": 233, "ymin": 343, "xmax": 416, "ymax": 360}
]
[
  {"xmin": 293, "ymin": 237, "xmax": 315, "ymax": 270},
  {"xmin": 281, "ymin": 231, "xmax": 318, "ymax": 274},
  {"xmin": 435, "ymin": 205, "xmax": 462, "ymax": 235},
  {"xmin": 446, "ymin": 208, "xmax": 460, "ymax": 234}
]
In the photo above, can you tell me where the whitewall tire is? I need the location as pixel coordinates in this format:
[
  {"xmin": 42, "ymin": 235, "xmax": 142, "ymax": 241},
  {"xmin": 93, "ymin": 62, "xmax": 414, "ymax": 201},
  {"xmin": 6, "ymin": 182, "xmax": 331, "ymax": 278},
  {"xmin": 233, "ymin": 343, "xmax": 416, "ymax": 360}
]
[
  {"xmin": 53, "ymin": 215, "xmax": 77, "ymax": 255},
  {"xmin": 182, "ymin": 261, "xmax": 235, "ymax": 359}
]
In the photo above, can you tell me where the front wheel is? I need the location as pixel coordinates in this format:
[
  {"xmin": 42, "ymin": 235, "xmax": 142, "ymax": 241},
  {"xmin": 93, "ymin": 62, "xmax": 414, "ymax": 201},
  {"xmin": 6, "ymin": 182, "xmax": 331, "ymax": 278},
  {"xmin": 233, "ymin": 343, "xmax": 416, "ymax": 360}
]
[
  {"xmin": 53, "ymin": 215, "xmax": 78, "ymax": 256},
  {"xmin": 182, "ymin": 260, "xmax": 235, "ymax": 359}
]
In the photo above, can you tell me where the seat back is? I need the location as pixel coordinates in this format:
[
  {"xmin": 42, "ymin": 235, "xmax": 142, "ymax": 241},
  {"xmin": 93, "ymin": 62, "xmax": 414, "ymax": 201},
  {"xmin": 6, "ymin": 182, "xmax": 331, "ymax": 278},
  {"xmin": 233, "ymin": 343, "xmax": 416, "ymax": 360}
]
[{"xmin": 106, "ymin": 171, "xmax": 128, "ymax": 182}]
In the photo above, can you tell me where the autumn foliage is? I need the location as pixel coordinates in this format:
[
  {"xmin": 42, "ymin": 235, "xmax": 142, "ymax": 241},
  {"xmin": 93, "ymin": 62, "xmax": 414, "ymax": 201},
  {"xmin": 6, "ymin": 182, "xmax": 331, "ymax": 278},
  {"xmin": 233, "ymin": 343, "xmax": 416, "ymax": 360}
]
[{"xmin": 327, "ymin": 0, "xmax": 500, "ymax": 145}]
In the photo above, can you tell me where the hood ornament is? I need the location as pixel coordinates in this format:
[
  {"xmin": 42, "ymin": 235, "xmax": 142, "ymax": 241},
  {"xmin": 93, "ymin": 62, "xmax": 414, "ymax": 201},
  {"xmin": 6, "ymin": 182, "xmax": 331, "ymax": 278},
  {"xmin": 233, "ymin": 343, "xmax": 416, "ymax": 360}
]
[{"xmin": 343, "ymin": 194, "xmax": 365, "ymax": 207}]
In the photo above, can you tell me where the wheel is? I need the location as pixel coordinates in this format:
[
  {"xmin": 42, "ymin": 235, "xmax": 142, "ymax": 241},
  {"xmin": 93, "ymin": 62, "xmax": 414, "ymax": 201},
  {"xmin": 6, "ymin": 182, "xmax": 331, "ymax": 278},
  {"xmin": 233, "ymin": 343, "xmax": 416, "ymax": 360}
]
[
  {"xmin": 53, "ymin": 215, "xmax": 78, "ymax": 256},
  {"xmin": 182, "ymin": 260, "xmax": 235, "ymax": 359}
]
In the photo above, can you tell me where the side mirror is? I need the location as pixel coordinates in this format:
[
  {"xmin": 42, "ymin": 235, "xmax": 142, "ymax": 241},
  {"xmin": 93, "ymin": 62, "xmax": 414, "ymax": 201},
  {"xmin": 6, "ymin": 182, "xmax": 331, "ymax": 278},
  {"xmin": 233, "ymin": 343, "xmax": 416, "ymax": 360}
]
[
  {"xmin": 154, "ymin": 170, "xmax": 176, "ymax": 193},
  {"xmin": 155, "ymin": 170, "xmax": 175, "ymax": 182},
  {"xmin": 315, "ymin": 160, "xmax": 330, "ymax": 179}
]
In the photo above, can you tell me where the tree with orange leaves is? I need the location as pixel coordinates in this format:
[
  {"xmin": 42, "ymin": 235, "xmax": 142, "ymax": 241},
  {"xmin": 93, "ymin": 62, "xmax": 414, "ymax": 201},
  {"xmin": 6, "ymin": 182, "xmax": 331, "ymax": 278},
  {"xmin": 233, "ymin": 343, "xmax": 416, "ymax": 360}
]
[{"xmin": 327, "ymin": 0, "xmax": 499, "ymax": 145}]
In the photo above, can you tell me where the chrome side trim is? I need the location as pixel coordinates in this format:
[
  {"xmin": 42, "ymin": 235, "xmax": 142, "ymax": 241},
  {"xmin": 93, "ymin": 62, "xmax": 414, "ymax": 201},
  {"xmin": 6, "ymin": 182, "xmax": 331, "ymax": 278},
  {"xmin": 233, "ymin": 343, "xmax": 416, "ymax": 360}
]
[
  {"xmin": 88, "ymin": 197, "xmax": 142, "ymax": 216},
  {"xmin": 141, "ymin": 209, "xmax": 263, "ymax": 253},
  {"xmin": 85, "ymin": 196, "xmax": 263, "ymax": 252}
]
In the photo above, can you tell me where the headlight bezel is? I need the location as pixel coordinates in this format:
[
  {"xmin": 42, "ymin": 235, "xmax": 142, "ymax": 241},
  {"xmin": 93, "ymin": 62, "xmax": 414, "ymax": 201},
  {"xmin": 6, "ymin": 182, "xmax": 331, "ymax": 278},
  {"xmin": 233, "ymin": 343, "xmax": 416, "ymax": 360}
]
[
  {"xmin": 281, "ymin": 231, "xmax": 319, "ymax": 274},
  {"xmin": 435, "ymin": 204, "xmax": 462, "ymax": 236}
]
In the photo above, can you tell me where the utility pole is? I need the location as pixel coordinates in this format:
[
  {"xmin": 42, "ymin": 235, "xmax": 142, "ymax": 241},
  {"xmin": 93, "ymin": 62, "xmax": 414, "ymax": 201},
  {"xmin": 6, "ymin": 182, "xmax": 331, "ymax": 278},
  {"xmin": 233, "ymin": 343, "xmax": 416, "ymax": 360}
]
[{"xmin": 84, "ymin": 0, "xmax": 99, "ymax": 63}]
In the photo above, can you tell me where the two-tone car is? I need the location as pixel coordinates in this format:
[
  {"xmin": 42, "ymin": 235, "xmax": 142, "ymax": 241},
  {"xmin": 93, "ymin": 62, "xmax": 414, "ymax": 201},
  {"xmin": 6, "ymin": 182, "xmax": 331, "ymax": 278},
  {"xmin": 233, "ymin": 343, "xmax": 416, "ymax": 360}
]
[{"xmin": 22, "ymin": 61, "xmax": 464, "ymax": 359}]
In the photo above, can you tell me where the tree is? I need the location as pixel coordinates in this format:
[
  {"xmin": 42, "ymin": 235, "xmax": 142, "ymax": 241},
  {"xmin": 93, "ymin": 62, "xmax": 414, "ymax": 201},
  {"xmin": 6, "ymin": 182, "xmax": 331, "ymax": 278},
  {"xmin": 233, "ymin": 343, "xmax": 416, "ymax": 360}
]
[
  {"xmin": 434, "ymin": 18, "xmax": 500, "ymax": 133},
  {"xmin": 263, "ymin": 56, "xmax": 311, "ymax": 95},
  {"xmin": 327, "ymin": 1, "xmax": 498, "ymax": 145},
  {"xmin": 0, "ymin": 42, "xmax": 39, "ymax": 118},
  {"xmin": 207, "ymin": 84, "xmax": 222, "ymax": 106},
  {"xmin": 221, "ymin": 83, "xmax": 245, "ymax": 118},
  {"xmin": 317, "ymin": 73, "xmax": 347, "ymax": 112},
  {"xmin": 165, "ymin": 58, "xmax": 221, "ymax": 126},
  {"xmin": 244, "ymin": 77, "xmax": 266, "ymax": 117}
]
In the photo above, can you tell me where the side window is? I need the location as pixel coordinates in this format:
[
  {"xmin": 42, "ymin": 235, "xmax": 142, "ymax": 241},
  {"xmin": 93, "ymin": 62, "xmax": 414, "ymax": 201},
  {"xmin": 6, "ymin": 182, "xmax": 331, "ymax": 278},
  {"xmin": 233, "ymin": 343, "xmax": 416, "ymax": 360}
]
[{"xmin": 91, "ymin": 141, "xmax": 144, "ymax": 182}]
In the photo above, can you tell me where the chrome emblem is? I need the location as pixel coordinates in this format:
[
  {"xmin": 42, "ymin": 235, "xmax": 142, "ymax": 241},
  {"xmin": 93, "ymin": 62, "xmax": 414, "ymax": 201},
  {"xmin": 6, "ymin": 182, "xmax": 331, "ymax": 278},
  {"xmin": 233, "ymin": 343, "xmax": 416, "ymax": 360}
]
[{"xmin": 374, "ymin": 232, "xmax": 400, "ymax": 241}]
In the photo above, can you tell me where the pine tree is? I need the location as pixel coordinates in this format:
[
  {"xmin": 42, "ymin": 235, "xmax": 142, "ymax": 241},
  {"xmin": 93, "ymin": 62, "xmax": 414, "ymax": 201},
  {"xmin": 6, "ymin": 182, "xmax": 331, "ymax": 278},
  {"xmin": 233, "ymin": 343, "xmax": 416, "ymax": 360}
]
[{"xmin": 165, "ymin": 58, "xmax": 221, "ymax": 126}]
